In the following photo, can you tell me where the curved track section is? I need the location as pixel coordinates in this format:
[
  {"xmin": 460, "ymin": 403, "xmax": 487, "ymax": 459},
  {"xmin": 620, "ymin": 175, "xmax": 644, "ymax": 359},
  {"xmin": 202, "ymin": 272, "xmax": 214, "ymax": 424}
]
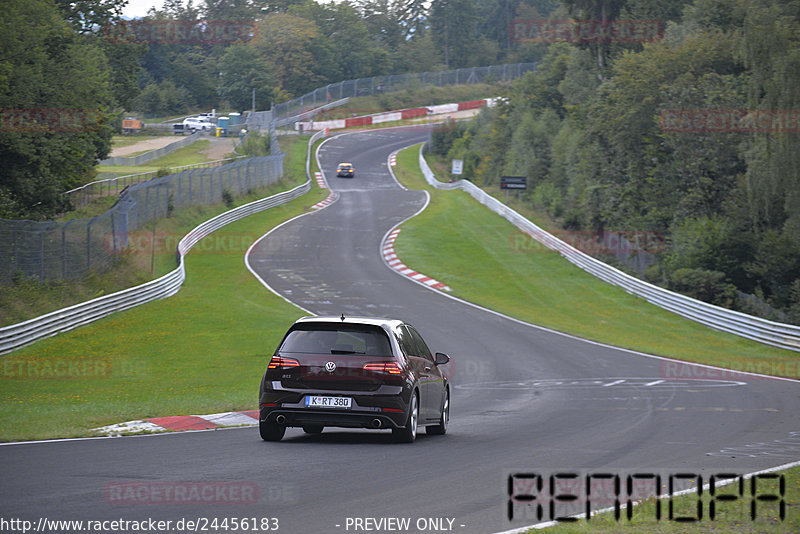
[{"xmin": 2, "ymin": 126, "xmax": 799, "ymax": 534}]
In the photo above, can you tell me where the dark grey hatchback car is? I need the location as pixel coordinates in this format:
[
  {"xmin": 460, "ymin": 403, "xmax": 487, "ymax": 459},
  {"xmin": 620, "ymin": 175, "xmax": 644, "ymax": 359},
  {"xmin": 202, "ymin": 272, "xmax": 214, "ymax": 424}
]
[{"xmin": 259, "ymin": 316, "xmax": 450, "ymax": 443}]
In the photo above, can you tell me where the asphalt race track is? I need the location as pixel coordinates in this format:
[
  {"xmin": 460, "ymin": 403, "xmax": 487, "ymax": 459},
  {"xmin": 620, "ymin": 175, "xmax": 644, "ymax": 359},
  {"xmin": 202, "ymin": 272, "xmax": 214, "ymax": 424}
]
[{"xmin": 2, "ymin": 126, "xmax": 799, "ymax": 533}]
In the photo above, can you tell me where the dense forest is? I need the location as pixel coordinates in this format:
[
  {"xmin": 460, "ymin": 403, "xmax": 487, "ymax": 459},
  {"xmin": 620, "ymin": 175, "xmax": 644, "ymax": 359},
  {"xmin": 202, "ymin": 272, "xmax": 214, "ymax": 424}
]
[
  {"xmin": 1, "ymin": 0, "xmax": 798, "ymax": 323},
  {"xmin": 433, "ymin": 0, "xmax": 800, "ymax": 322}
]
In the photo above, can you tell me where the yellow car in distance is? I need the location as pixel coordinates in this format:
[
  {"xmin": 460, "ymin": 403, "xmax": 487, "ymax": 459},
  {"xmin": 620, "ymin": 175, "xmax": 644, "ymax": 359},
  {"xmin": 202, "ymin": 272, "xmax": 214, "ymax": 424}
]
[{"xmin": 336, "ymin": 162, "xmax": 355, "ymax": 178}]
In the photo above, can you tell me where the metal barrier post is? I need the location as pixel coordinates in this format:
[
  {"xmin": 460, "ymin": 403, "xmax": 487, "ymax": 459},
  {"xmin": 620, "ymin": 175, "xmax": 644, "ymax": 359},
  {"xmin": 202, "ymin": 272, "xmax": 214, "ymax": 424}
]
[{"xmin": 86, "ymin": 219, "xmax": 91, "ymax": 271}]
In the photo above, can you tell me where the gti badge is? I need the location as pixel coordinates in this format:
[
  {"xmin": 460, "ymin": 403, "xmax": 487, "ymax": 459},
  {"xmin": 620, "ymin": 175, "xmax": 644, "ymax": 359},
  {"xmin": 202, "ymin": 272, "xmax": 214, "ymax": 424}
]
[{"xmin": 325, "ymin": 361, "xmax": 337, "ymax": 373}]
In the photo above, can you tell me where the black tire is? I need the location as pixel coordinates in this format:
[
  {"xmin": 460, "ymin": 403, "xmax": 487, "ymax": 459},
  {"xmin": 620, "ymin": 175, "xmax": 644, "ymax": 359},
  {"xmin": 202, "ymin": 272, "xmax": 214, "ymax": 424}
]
[
  {"xmin": 259, "ymin": 418, "xmax": 286, "ymax": 441},
  {"xmin": 393, "ymin": 392, "xmax": 419, "ymax": 443},
  {"xmin": 302, "ymin": 424, "xmax": 324, "ymax": 434},
  {"xmin": 427, "ymin": 389, "xmax": 449, "ymax": 436}
]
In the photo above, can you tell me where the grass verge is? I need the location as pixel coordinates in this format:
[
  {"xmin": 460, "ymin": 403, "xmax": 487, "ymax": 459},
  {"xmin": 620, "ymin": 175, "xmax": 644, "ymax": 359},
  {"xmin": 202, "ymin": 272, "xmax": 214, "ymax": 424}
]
[
  {"xmin": 0, "ymin": 136, "xmax": 324, "ymax": 442},
  {"xmin": 391, "ymin": 144, "xmax": 800, "ymax": 378}
]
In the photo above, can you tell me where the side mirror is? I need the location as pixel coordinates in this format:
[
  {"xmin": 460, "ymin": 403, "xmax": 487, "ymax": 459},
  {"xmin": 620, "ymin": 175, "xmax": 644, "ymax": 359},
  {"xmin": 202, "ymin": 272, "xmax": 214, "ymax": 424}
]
[{"xmin": 434, "ymin": 352, "xmax": 450, "ymax": 365}]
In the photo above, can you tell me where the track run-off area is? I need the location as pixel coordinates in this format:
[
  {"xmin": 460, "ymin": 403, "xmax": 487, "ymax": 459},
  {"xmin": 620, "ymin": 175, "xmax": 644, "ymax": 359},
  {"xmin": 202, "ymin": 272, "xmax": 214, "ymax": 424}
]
[{"xmin": 2, "ymin": 126, "xmax": 799, "ymax": 533}]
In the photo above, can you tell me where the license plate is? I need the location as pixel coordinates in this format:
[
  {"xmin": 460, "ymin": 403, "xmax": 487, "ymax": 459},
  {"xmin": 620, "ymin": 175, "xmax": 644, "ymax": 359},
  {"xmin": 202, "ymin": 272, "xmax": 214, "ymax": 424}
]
[{"xmin": 305, "ymin": 396, "xmax": 352, "ymax": 409}]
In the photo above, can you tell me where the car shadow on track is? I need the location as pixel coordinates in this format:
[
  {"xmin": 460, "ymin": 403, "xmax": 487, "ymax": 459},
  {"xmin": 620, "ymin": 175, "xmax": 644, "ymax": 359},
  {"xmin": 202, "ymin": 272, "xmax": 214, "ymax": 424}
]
[{"xmin": 275, "ymin": 430, "xmax": 442, "ymax": 445}]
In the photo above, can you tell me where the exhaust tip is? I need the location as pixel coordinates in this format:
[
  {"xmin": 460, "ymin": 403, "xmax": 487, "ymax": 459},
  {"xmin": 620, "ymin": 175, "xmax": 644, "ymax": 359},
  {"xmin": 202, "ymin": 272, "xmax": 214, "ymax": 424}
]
[
  {"xmin": 371, "ymin": 418, "xmax": 382, "ymax": 429},
  {"xmin": 275, "ymin": 415, "xmax": 286, "ymax": 425}
]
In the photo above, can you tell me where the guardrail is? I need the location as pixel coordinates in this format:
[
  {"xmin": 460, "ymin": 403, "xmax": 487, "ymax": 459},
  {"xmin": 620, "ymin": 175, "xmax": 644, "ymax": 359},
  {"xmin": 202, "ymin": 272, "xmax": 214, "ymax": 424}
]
[
  {"xmin": 0, "ymin": 180, "xmax": 310, "ymax": 356},
  {"xmin": 417, "ymin": 146, "xmax": 800, "ymax": 352}
]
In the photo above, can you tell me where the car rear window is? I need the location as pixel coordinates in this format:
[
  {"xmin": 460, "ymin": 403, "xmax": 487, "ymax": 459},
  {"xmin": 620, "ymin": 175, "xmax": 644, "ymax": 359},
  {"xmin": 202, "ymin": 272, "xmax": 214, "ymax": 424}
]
[{"xmin": 279, "ymin": 324, "xmax": 392, "ymax": 356}]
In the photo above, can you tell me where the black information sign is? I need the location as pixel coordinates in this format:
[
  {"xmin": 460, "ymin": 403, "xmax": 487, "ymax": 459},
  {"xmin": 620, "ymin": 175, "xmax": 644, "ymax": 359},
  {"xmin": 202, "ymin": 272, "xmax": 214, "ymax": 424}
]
[{"xmin": 501, "ymin": 176, "xmax": 527, "ymax": 190}]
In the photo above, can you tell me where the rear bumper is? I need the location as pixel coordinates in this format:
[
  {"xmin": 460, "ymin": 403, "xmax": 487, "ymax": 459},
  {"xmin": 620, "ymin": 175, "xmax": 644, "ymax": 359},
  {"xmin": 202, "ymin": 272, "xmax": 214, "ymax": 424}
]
[
  {"xmin": 261, "ymin": 408, "xmax": 402, "ymax": 429},
  {"xmin": 260, "ymin": 381, "xmax": 409, "ymax": 429}
]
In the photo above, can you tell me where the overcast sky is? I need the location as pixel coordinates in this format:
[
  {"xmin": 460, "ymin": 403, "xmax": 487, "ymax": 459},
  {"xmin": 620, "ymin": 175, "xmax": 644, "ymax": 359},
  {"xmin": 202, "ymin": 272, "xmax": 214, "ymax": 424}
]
[{"xmin": 122, "ymin": 0, "xmax": 166, "ymax": 19}]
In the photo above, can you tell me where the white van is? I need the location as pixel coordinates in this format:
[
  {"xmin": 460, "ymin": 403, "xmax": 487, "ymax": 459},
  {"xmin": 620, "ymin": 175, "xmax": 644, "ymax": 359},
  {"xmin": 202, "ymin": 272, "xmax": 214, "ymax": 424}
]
[{"xmin": 182, "ymin": 117, "xmax": 214, "ymax": 132}]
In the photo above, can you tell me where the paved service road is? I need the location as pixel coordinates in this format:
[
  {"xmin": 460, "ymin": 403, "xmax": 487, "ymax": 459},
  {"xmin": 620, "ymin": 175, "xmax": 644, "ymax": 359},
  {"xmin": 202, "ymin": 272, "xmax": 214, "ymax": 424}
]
[{"xmin": 2, "ymin": 126, "xmax": 799, "ymax": 533}]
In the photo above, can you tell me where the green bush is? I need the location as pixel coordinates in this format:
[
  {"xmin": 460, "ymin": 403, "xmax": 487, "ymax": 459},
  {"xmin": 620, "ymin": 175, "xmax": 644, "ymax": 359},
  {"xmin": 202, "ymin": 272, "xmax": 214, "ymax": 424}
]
[
  {"xmin": 532, "ymin": 182, "xmax": 563, "ymax": 219},
  {"xmin": 237, "ymin": 131, "xmax": 270, "ymax": 157},
  {"xmin": 670, "ymin": 268, "xmax": 737, "ymax": 308},
  {"xmin": 430, "ymin": 120, "xmax": 467, "ymax": 157},
  {"xmin": 221, "ymin": 188, "xmax": 234, "ymax": 207}
]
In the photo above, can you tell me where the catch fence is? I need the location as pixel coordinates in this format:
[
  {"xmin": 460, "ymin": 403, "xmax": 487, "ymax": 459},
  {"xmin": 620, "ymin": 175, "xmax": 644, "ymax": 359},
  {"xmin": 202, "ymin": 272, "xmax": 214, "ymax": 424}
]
[
  {"xmin": 269, "ymin": 63, "xmax": 537, "ymax": 128},
  {"xmin": 0, "ymin": 155, "xmax": 284, "ymax": 283},
  {"xmin": 64, "ymin": 156, "xmax": 246, "ymax": 210}
]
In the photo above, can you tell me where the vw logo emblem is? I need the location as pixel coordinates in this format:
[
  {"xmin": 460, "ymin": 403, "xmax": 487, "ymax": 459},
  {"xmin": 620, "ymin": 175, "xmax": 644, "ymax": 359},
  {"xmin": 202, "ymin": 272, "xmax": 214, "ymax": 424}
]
[{"xmin": 325, "ymin": 361, "xmax": 337, "ymax": 373}]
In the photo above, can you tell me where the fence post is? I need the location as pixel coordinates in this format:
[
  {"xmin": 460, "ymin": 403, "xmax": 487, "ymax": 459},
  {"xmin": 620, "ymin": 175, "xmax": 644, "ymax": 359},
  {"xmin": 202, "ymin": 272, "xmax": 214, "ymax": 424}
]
[
  {"xmin": 61, "ymin": 222, "xmax": 67, "ymax": 279},
  {"xmin": 11, "ymin": 226, "xmax": 17, "ymax": 274},
  {"xmin": 194, "ymin": 168, "xmax": 200, "ymax": 206},
  {"xmin": 39, "ymin": 225, "xmax": 45, "ymax": 281},
  {"xmin": 110, "ymin": 210, "xmax": 117, "ymax": 254},
  {"xmin": 86, "ymin": 219, "xmax": 91, "ymax": 271}
]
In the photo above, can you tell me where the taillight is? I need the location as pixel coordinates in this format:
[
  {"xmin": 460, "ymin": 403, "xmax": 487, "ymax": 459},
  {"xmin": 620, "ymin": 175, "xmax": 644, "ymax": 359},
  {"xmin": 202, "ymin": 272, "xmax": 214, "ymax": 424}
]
[
  {"xmin": 268, "ymin": 356, "xmax": 299, "ymax": 369},
  {"xmin": 363, "ymin": 362, "xmax": 402, "ymax": 374}
]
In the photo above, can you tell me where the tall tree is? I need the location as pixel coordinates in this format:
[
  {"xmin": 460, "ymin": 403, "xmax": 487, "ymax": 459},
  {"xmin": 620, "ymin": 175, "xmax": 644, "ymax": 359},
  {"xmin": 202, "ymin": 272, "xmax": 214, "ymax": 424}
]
[
  {"xmin": 560, "ymin": 0, "xmax": 626, "ymax": 77},
  {"xmin": 217, "ymin": 44, "xmax": 278, "ymax": 110},
  {"xmin": 252, "ymin": 13, "xmax": 322, "ymax": 96},
  {"xmin": 53, "ymin": 0, "xmax": 128, "ymax": 33},
  {"xmin": 0, "ymin": 0, "xmax": 115, "ymax": 218},
  {"xmin": 292, "ymin": 2, "xmax": 391, "ymax": 81},
  {"xmin": 429, "ymin": 0, "xmax": 478, "ymax": 67},
  {"xmin": 54, "ymin": 0, "xmax": 146, "ymax": 110}
]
